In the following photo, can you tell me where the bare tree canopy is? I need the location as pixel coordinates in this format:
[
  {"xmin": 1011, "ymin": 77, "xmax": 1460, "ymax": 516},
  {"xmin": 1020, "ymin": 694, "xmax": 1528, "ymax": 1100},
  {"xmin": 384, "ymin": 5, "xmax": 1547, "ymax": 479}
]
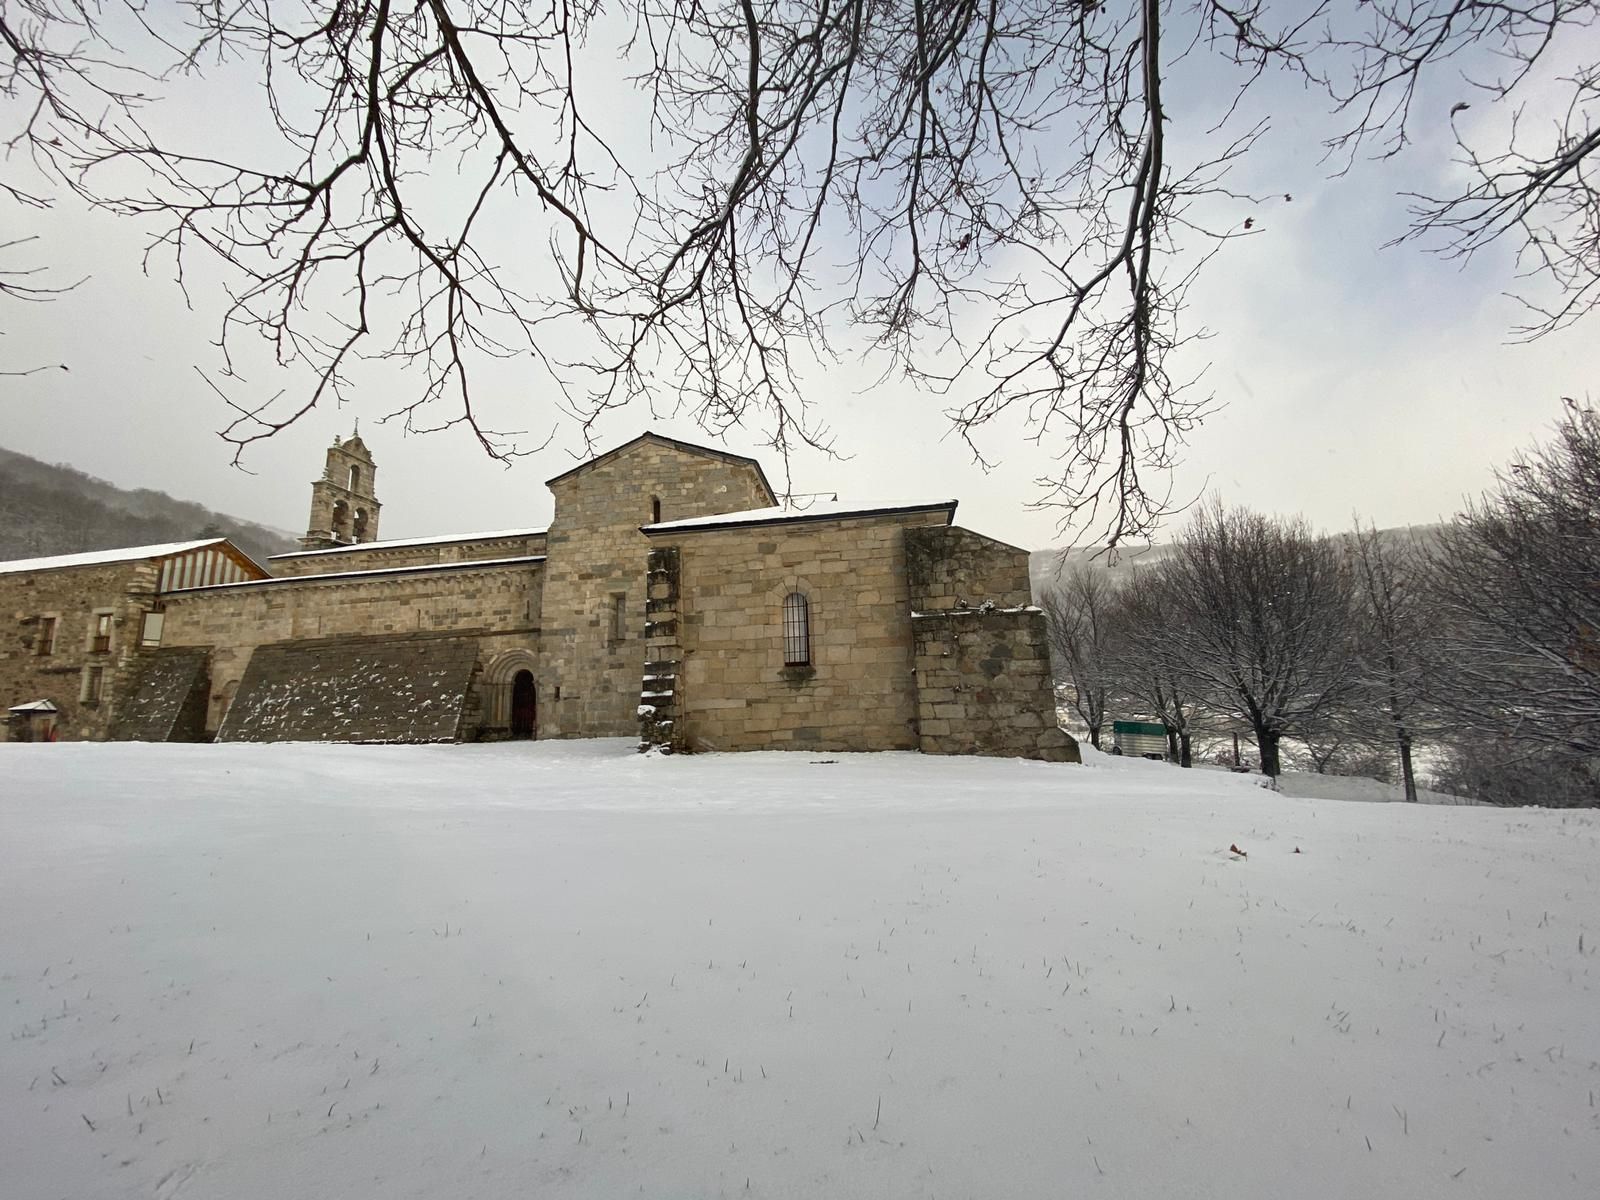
[
  {"xmin": 1344, "ymin": 520, "xmax": 1438, "ymax": 800},
  {"xmin": 1042, "ymin": 566, "xmax": 1120, "ymax": 749},
  {"xmin": 1157, "ymin": 499, "xmax": 1358, "ymax": 776},
  {"xmin": 4, "ymin": 1, "xmax": 1597, "ymax": 539},
  {"xmin": 1426, "ymin": 401, "xmax": 1600, "ymax": 763},
  {"xmin": 1105, "ymin": 563, "xmax": 1200, "ymax": 765}
]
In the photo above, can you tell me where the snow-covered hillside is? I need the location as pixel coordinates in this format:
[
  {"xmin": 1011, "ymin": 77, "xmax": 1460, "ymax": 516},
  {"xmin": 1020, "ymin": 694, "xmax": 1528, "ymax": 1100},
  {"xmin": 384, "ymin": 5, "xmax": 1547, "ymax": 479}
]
[
  {"xmin": 1029, "ymin": 524, "xmax": 1448, "ymax": 596},
  {"xmin": 2, "ymin": 741, "xmax": 1595, "ymax": 1199}
]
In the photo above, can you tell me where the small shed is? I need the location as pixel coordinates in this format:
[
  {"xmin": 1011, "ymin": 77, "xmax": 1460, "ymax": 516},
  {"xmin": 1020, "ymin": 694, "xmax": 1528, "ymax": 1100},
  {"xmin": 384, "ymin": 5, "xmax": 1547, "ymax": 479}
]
[
  {"xmin": 1111, "ymin": 719, "xmax": 1168, "ymax": 760},
  {"xmin": 6, "ymin": 700, "xmax": 60, "ymax": 743}
]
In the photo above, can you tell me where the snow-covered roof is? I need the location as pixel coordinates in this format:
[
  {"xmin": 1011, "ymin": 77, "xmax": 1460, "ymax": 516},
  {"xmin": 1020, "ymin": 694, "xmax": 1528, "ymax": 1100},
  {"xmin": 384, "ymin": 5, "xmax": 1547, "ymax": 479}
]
[
  {"xmin": 0, "ymin": 538, "xmax": 232, "ymax": 577},
  {"xmin": 644, "ymin": 498, "xmax": 957, "ymax": 534},
  {"xmin": 7, "ymin": 700, "xmax": 59, "ymax": 713},
  {"xmin": 269, "ymin": 528, "xmax": 547, "ymax": 560},
  {"xmin": 166, "ymin": 555, "xmax": 547, "ymax": 594}
]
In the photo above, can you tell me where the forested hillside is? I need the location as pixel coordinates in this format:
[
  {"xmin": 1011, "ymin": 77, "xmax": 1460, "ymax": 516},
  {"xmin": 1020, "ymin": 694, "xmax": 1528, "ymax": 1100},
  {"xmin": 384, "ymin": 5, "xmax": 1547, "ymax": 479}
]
[{"xmin": 0, "ymin": 446, "xmax": 297, "ymax": 566}]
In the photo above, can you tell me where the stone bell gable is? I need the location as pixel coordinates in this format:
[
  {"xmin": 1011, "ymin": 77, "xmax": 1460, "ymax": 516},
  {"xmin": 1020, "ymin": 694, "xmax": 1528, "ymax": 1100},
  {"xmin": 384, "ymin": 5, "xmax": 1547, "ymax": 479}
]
[{"xmin": 300, "ymin": 431, "xmax": 382, "ymax": 551}]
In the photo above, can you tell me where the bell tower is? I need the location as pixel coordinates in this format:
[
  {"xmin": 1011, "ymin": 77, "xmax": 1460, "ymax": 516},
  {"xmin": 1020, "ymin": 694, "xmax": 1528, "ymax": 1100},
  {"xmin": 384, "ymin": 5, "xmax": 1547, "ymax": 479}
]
[{"xmin": 299, "ymin": 430, "xmax": 382, "ymax": 551}]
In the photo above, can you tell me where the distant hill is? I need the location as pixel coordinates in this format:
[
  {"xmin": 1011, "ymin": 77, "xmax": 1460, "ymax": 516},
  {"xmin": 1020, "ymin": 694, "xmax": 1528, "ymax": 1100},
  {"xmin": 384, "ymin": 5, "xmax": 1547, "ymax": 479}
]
[
  {"xmin": 1029, "ymin": 544, "xmax": 1176, "ymax": 596},
  {"xmin": 1030, "ymin": 525, "xmax": 1444, "ymax": 597},
  {"xmin": 0, "ymin": 445, "xmax": 298, "ymax": 566}
]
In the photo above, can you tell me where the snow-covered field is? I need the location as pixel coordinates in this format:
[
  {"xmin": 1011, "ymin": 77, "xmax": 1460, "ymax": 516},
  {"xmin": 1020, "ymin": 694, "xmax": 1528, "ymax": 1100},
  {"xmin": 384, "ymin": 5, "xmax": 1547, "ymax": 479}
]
[{"xmin": 3, "ymin": 741, "xmax": 1596, "ymax": 1199}]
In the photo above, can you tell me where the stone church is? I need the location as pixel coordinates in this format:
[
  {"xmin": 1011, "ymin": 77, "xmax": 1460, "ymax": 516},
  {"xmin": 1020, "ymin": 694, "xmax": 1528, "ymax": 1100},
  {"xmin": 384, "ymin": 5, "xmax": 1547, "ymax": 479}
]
[{"xmin": 1, "ymin": 432, "xmax": 1077, "ymax": 760}]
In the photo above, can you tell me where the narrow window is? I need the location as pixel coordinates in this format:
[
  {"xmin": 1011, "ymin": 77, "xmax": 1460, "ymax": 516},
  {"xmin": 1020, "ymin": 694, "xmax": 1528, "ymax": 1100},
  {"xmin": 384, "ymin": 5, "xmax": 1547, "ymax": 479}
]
[
  {"xmin": 651, "ymin": 495, "xmax": 662, "ymax": 524},
  {"xmin": 36, "ymin": 616, "xmax": 57, "ymax": 656},
  {"xmin": 349, "ymin": 464, "xmax": 361, "ymax": 491},
  {"xmin": 141, "ymin": 611, "xmax": 165, "ymax": 647},
  {"xmin": 91, "ymin": 612, "xmax": 113, "ymax": 654},
  {"xmin": 610, "ymin": 592, "xmax": 628, "ymax": 642},
  {"xmin": 782, "ymin": 592, "xmax": 811, "ymax": 666},
  {"xmin": 82, "ymin": 665, "xmax": 105, "ymax": 705}
]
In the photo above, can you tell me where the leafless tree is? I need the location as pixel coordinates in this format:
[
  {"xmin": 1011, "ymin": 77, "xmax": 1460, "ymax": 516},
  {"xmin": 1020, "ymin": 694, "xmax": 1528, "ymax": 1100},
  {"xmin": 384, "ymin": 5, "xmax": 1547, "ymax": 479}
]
[
  {"xmin": 1157, "ymin": 500, "xmax": 1359, "ymax": 777},
  {"xmin": 1105, "ymin": 561, "xmax": 1200, "ymax": 765},
  {"xmin": 1323, "ymin": 1, "xmax": 1600, "ymax": 340},
  {"xmin": 1430, "ymin": 734, "xmax": 1597, "ymax": 807},
  {"xmin": 1424, "ymin": 401, "xmax": 1600, "ymax": 770},
  {"xmin": 1042, "ymin": 565, "xmax": 1121, "ymax": 750},
  {"xmin": 0, "ymin": 1, "xmax": 132, "ymax": 371},
  {"xmin": 5, "ymin": 3, "xmax": 1598, "ymax": 538},
  {"xmin": 1339, "ymin": 520, "xmax": 1440, "ymax": 800}
]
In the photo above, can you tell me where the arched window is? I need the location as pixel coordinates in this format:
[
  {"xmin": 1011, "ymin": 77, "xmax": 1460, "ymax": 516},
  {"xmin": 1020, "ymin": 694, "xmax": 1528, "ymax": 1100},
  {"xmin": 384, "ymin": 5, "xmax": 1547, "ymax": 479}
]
[
  {"xmin": 349, "ymin": 464, "xmax": 362, "ymax": 491},
  {"xmin": 782, "ymin": 592, "xmax": 811, "ymax": 666},
  {"xmin": 651, "ymin": 495, "xmax": 662, "ymax": 524},
  {"xmin": 353, "ymin": 508, "xmax": 369, "ymax": 541},
  {"xmin": 331, "ymin": 499, "xmax": 351, "ymax": 541}
]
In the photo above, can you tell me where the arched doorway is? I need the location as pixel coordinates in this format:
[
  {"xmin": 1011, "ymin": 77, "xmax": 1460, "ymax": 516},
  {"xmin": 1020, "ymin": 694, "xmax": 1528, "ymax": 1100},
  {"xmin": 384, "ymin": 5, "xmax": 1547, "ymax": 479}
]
[{"xmin": 510, "ymin": 670, "xmax": 537, "ymax": 739}]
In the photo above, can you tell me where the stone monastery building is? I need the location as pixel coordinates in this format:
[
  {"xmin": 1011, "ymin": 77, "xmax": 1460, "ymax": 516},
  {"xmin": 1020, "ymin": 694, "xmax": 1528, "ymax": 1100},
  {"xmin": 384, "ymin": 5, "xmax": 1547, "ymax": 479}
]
[{"xmin": 1, "ymin": 432, "xmax": 1077, "ymax": 761}]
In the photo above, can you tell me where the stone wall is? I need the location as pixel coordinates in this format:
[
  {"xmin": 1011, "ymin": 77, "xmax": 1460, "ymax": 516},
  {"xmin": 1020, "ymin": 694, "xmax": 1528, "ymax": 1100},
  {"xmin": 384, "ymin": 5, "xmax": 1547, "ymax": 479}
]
[
  {"xmin": 271, "ymin": 532, "xmax": 548, "ymax": 577},
  {"xmin": 912, "ymin": 607, "xmax": 1079, "ymax": 761},
  {"xmin": 537, "ymin": 438, "xmax": 774, "ymax": 739},
  {"xmin": 658, "ymin": 509, "xmax": 951, "ymax": 752},
  {"xmin": 108, "ymin": 647, "xmax": 211, "ymax": 742},
  {"xmin": 905, "ymin": 525, "xmax": 1033, "ymax": 612},
  {"xmin": 160, "ymin": 561, "xmax": 544, "ymax": 733},
  {"xmin": 219, "ymin": 632, "xmax": 478, "ymax": 743},
  {"xmin": 0, "ymin": 561, "xmax": 158, "ymax": 741}
]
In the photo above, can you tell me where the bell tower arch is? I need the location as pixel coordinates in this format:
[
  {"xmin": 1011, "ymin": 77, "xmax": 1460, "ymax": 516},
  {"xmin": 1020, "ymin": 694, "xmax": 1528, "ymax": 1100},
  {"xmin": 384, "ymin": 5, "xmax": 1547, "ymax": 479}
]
[{"xmin": 300, "ymin": 430, "xmax": 382, "ymax": 551}]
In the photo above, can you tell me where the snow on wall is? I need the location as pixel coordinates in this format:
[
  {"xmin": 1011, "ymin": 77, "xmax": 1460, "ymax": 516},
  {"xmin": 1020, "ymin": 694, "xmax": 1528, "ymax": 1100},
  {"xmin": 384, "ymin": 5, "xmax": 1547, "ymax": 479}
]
[
  {"xmin": 107, "ymin": 647, "xmax": 211, "ymax": 743},
  {"xmin": 218, "ymin": 633, "xmax": 478, "ymax": 744}
]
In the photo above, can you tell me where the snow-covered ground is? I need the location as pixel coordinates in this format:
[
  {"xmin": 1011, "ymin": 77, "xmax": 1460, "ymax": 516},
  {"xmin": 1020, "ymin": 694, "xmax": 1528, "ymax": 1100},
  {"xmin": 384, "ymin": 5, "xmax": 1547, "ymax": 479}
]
[{"xmin": 2, "ymin": 741, "xmax": 1596, "ymax": 1199}]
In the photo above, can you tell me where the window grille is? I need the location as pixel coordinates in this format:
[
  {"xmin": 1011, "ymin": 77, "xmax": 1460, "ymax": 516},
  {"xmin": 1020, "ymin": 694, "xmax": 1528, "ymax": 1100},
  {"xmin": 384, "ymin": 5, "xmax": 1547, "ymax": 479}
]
[{"xmin": 782, "ymin": 592, "xmax": 811, "ymax": 666}]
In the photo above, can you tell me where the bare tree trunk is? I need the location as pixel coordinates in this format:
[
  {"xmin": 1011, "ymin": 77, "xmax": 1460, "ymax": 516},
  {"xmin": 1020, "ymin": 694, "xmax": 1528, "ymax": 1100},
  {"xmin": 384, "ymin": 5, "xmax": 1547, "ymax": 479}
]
[
  {"xmin": 1165, "ymin": 727, "xmax": 1179, "ymax": 761},
  {"xmin": 1179, "ymin": 731, "xmax": 1192, "ymax": 769},
  {"xmin": 1256, "ymin": 727, "xmax": 1282, "ymax": 778},
  {"xmin": 1089, "ymin": 725, "xmax": 1102, "ymax": 751},
  {"xmin": 1398, "ymin": 733, "xmax": 1419, "ymax": 803}
]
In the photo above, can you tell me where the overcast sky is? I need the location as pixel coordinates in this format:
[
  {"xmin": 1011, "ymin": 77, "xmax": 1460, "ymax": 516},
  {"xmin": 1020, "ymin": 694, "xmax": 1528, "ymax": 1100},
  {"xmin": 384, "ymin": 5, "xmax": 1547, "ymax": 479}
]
[{"xmin": 2, "ymin": 11, "xmax": 1594, "ymax": 552}]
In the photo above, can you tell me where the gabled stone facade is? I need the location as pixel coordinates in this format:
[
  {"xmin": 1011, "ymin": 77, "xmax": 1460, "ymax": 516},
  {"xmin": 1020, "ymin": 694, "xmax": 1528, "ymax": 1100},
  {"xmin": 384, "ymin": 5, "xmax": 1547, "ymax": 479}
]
[{"xmin": 0, "ymin": 432, "xmax": 1078, "ymax": 761}]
